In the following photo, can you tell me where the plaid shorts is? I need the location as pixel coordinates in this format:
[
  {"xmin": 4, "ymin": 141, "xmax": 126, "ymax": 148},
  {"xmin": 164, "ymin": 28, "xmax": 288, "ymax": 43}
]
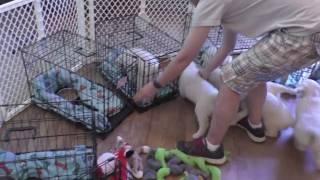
[{"xmin": 221, "ymin": 29, "xmax": 320, "ymax": 95}]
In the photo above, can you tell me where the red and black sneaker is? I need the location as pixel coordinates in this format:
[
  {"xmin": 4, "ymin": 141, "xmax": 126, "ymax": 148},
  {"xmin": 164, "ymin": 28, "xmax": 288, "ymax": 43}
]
[{"xmin": 176, "ymin": 137, "xmax": 227, "ymax": 165}]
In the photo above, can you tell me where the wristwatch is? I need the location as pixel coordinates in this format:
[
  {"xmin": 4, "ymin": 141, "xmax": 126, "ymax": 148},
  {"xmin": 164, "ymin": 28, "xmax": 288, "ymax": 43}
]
[{"xmin": 153, "ymin": 79, "xmax": 163, "ymax": 89}]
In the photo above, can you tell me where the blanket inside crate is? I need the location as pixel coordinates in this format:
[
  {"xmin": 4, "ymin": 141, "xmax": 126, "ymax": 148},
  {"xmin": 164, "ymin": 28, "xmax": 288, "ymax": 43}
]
[
  {"xmin": 31, "ymin": 67, "xmax": 125, "ymax": 133},
  {"xmin": 0, "ymin": 145, "xmax": 93, "ymax": 179}
]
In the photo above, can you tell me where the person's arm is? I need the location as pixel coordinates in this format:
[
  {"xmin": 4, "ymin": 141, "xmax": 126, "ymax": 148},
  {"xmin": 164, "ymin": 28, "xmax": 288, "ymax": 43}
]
[
  {"xmin": 133, "ymin": 27, "xmax": 210, "ymax": 102},
  {"xmin": 200, "ymin": 28, "xmax": 237, "ymax": 79},
  {"xmin": 156, "ymin": 27, "xmax": 211, "ymax": 86}
]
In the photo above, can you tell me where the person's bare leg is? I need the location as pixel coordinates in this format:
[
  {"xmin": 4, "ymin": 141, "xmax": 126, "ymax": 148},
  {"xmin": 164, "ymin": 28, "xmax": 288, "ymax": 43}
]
[
  {"xmin": 206, "ymin": 83, "xmax": 267, "ymax": 145},
  {"xmin": 247, "ymin": 83, "xmax": 266, "ymax": 125},
  {"xmin": 236, "ymin": 83, "xmax": 267, "ymax": 142},
  {"xmin": 176, "ymin": 83, "xmax": 241, "ymax": 165},
  {"xmin": 206, "ymin": 84, "xmax": 241, "ymax": 145}
]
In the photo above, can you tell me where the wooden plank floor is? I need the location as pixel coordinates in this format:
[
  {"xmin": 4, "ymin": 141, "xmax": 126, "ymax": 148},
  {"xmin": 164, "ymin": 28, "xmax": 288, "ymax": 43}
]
[
  {"xmin": 1, "ymin": 67, "xmax": 320, "ymax": 180},
  {"xmin": 97, "ymin": 97, "xmax": 320, "ymax": 180},
  {"xmin": 0, "ymin": 105, "xmax": 94, "ymax": 153}
]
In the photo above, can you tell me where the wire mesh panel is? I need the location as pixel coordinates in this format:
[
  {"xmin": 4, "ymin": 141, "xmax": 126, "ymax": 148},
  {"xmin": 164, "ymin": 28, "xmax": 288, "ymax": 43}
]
[
  {"xmin": 0, "ymin": 103, "xmax": 96, "ymax": 179},
  {"xmin": 41, "ymin": 0, "xmax": 79, "ymax": 36},
  {"xmin": 91, "ymin": 0, "xmax": 189, "ymax": 42},
  {"xmin": 0, "ymin": 1, "xmax": 39, "ymax": 106},
  {"xmin": 95, "ymin": 15, "xmax": 182, "ymax": 111},
  {"xmin": 94, "ymin": 0, "xmax": 140, "ymax": 23},
  {"xmin": 20, "ymin": 30, "xmax": 133, "ymax": 134},
  {"xmin": 145, "ymin": 0, "xmax": 190, "ymax": 43},
  {"xmin": 274, "ymin": 62, "xmax": 320, "ymax": 87}
]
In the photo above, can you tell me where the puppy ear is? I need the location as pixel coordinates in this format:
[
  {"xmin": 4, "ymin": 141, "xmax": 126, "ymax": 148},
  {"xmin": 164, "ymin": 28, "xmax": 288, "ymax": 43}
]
[{"xmin": 125, "ymin": 149, "xmax": 134, "ymax": 158}]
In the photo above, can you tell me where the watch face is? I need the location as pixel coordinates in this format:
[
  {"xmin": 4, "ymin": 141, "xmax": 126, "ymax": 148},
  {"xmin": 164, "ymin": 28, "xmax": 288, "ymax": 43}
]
[{"xmin": 153, "ymin": 80, "xmax": 162, "ymax": 89}]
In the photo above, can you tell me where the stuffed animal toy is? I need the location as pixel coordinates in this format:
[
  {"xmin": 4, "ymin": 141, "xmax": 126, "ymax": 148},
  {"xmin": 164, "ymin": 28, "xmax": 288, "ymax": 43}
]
[
  {"xmin": 143, "ymin": 147, "xmax": 221, "ymax": 180},
  {"xmin": 96, "ymin": 152, "xmax": 116, "ymax": 177},
  {"xmin": 96, "ymin": 136, "xmax": 150, "ymax": 179}
]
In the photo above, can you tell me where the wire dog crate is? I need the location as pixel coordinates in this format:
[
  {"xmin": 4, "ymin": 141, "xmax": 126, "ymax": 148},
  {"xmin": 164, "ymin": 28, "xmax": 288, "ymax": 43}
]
[
  {"xmin": 0, "ymin": 103, "xmax": 96, "ymax": 179},
  {"xmin": 95, "ymin": 15, "xmax": 182, "ymax": 111},
  {"xmin": 20, "ymin": 30, "xmax": 133, "ymax": 134}
]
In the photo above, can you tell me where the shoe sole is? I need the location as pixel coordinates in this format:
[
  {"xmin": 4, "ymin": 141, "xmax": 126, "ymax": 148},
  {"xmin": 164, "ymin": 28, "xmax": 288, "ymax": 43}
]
[
  {"xmin": 187, "ymin": 154, "xmax": 227, "ymax": 165},
  {"xmin": 237, "ymin": 124, "xmax": 266, "ymax": 143},
  {"xmin": 176, "ymin": 146, "xmax": 227, "ymax": 165},
  {"xmin": 203, "ymin": 155, "xmax": 227, "ymax": 165}
]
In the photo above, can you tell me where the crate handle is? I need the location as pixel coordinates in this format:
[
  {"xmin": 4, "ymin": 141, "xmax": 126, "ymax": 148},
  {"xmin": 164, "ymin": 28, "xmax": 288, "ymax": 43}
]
[
  {"xmin": 127, "ymin": 31, "xmax": 144, "ymax": 41},
  {"xmin": 74, "ymin": 47, "xmax": 96, "ymax": 57},
  {"xmin": 4, "ymin": 126, "xmax": 37, "ymax": 142}
]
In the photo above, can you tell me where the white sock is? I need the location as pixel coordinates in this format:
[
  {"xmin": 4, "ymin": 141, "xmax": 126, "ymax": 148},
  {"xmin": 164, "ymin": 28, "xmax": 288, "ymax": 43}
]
[
  {"xmin": 248, "ymin": 119, "xmax": 263, "ymax": 129},
  {"xmin": 205, "ymin": 138, "xmax": 219, "ymax": 151}
]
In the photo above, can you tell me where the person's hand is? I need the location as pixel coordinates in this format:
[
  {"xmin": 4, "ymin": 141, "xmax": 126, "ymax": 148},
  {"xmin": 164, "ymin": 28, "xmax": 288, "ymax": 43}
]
[
  {"xmin": 133, "ymin": 82, "xmax": 159, "ymax": 106},
  {"xmin": 199, "ymin": 68, "xmax": 210, "ymax": 80}
]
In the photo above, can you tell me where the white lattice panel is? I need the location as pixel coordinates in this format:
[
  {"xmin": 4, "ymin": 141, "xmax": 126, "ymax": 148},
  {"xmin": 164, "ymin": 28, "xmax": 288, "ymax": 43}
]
[
  {"xmin": 94, "ymin": 0, "xmax": 140, "ymax": 22},
  {"xmin": 41, "ymin": 0, "xmax": 78, "ymax": 36},
  {"xmin": 92, "ymin": 0, "xmax": 189, "ymax": 42},
  {"xmin": 145, "ymin": 0, "xmax": 189, "ymax": 42},
  {"xmin": 0, "ymin": 1, "xmax": 39, "ymax": 105}
]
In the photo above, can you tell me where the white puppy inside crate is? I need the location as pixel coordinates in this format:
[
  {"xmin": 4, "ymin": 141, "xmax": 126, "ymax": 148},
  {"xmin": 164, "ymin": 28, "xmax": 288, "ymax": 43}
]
[
  {"xmin": 294, "ymin": 79, "xmax": 320, "ymax": 169},
  {"xmin": 114, "ymin": 48, "xmax": 160, "ymax": 89},
  {"xmin": 202, "ymin": 55, "xmax": 296, "ymax": 137},
  {"xmin": 179, "ymin": 61, "xmax": 248, "ymax": 139},
  {"xmin": 131, "ymin": 48, "xmax": 160, "ymax": 90}
]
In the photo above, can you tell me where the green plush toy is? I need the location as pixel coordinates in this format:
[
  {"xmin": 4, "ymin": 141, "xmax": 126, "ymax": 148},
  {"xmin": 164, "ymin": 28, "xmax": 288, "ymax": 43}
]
[
  {"xmin": 154, "ymin": 148, "xmax": 171, "ymax": 180},
  {"xmin": 170, "ymin": 149, "xmax": 221, "ymax": 180},
  {"xmin": 157, "ymin": 167, "xmax": 171, "ymax": 180},
  {"xmin": 150, "ymin": 148, "xmax": 222, "ymax": 180},
  {"xmin": 155, "ymin": 148, "xmax": 170, "ymax": 168}
]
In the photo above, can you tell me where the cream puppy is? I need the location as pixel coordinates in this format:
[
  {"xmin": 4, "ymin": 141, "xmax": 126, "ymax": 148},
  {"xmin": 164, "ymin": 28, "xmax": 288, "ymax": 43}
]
[
  {"xmin": 294, "ymin": 79, "xmax": 320, "ymax": 169},
  {"xmin": 262, "ymin": 82, "xmax": 296, "ymax": 137},
  {"xmin": 179, "ymin": 62, "xmax": 248, "ymax": 139}
]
